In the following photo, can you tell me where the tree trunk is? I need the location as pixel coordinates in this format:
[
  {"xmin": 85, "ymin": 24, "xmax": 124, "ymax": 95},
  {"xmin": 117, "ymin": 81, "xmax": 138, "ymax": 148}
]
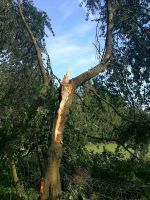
[
  {"xmin": 41, "ymin": 74, "xmax": 74, "ymax": 200},
  {"xmin": 10, "ymin": 158, "xmax": 29, "ymax": 200},
  {"xmin": 41, "ymin": 143, "xmax": 62, "ymax": 200}
]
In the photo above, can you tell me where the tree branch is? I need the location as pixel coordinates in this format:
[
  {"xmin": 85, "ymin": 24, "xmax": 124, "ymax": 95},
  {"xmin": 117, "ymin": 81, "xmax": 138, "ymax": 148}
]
[
  {"xmin": 18, "ymin": 0, "xmax": 49, "ymax": 85},
  {"xmin": 72, "ymin": 0, "xmax": 114, "ymax": 88}
]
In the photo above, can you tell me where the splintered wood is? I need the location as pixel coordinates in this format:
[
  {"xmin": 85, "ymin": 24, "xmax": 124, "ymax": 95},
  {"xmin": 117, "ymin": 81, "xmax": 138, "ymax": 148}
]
[
  {"xmin": 54, "ymin": 73, "xmax": 73, "ymax": 143},
  {"xmin": 40, "ymin": 177, "xmax": 44, "ymax": 193}
]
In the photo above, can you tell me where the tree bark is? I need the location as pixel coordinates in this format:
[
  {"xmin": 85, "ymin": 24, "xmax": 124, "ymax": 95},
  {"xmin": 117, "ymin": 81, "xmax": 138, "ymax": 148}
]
[
  {"xmin": 41, "ymin": 143, "xmax": 62, "ymax": 200},
  {"xmin": 10, "ymin": 158, "xmax": 29, "ymax": 200},
  {"xmin": 41, "ymin": 74, "xmax": 74, "ymax": 200}
]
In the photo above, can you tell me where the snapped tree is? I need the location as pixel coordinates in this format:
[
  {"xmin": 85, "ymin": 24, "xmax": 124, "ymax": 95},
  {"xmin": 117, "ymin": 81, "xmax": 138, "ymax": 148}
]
[{"xmin": 17, "ymin": 0, "xmax": 114, "ymax": 199}]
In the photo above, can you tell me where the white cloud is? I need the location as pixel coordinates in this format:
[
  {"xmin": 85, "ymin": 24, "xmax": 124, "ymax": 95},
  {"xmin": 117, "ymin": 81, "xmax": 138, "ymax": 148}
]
[
  {"xmin": 33, "ymin": 0, "xmax": 100, "ymax": 78},
  {"xmin": 47, "ymin": 31, "xmax": 98, "ymax": 79},
  {"xmin": 45, "ymin": 9, "xmax": 99, "ymax": 79},
  {"xmin": 71, "ymin": 55, "xmax": 97, "ymax": 75},
  {"xmin": 73, "ymin": 23, "xmax": 94, "ymax": 35},
  {"xmin": 58, "ymin": 0, "xmax": 75, "ymax": 21}
]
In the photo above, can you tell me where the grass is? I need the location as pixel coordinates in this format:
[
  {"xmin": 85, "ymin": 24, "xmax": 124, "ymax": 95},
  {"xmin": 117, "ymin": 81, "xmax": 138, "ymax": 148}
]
[
  {"xmin": 86, "ymin": 143, "xmax": 150, "ymax": 159},
  {"xmin": 86, "ymin": 143, "xmax": 117, "ymax": 153}
]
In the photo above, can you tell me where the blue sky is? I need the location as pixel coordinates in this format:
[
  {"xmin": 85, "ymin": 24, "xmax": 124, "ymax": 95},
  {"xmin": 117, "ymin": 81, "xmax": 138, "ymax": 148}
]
[{"xmin": 33, "ymin": 0, "xmax": 99, "ymax": 79}]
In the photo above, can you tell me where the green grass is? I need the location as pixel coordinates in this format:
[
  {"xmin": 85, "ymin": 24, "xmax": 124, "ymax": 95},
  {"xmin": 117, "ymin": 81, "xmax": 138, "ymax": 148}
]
[
  {"xmin": 86, "ymin": 143, "xmax": 117, "ymax": 153},
  {"xmin": 86, "ymin": 143, "xmax": 150, "ymax": 159}
]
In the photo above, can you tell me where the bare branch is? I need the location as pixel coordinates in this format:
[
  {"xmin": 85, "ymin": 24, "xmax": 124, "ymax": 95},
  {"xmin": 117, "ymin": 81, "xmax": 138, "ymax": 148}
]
[
  {"xmin": 72, "ymin": 0, "xmax": 114, "ymax": 88},
  {"xmin": 18, "ymin": 0, "xmax": 49, "ymax": 85}
]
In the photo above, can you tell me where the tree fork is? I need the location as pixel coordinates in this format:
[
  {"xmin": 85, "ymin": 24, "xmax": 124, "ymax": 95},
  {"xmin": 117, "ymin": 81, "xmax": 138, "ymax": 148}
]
[
  {"xmin": 40, "ymin": 1, "xmax": 114, "ymax": 198},
  {"xmin": 17, "ymin": 0, "xmax": 114, "ymax": 199}
]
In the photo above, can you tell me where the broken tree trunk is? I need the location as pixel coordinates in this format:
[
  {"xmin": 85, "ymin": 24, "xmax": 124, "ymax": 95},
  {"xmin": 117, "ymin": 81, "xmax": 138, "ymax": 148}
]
[
  {"xmin": 41, "ymin": 73, "xmax": 75, "ymax": 200},
  {"xmin": 18, "ymin": 0, "xmax": 114, "ymax": 199}
]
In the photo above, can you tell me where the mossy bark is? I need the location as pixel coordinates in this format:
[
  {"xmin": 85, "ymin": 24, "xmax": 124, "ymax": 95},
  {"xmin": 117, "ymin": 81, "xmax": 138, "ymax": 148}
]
[{"xmin": 10, "ymin": 159, "xmax": 29, "ymax": 200}]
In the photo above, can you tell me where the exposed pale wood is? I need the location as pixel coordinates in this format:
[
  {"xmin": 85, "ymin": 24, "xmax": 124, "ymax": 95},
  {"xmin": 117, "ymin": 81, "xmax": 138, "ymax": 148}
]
[{"xmin": 54, "ymin": 73, "xmax": 74, "ymax": 143}]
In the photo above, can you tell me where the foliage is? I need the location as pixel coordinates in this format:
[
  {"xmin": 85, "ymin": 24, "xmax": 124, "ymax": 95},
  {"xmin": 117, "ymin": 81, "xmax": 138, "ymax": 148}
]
[
  {"xmin": 0, "ymin": 0, "xmax": 150, "ymax": 199},
  {"xmin": 82, "ymin": 0, "xmax": 150, "ymax": 109},
  {"xmin": 0, "ymin": 0, "xmax": 56, "ymax": 199},
  {"xmin": 115, "ymin": 111, "xmax": 150, "ymax": 159}
]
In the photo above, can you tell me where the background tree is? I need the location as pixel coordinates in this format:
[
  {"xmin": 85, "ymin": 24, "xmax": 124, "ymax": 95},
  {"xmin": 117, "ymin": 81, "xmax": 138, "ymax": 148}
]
[
  {"xmin": 0, "ymin": 0, "xmax": 55, "ymax": 199},
  {"xmin": 90, "ymin": 0, "xmax": 150, "ymax": 110}
]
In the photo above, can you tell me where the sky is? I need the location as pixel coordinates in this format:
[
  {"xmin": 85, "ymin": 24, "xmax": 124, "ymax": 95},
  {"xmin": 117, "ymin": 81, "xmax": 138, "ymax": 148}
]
[{"xmin": 33, "ymin": 0, "xmax": 99, "ymax": 79}]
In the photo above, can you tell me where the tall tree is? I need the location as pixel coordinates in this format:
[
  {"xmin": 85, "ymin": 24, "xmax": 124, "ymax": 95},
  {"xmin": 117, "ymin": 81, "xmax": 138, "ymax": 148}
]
[
  {"xmin": 0, "ymin": 0, "xmax": 54, "ymax": 199},
  {"xmin": 17, "ymin": 0, "xmax": 114, "ymax": 199}
]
